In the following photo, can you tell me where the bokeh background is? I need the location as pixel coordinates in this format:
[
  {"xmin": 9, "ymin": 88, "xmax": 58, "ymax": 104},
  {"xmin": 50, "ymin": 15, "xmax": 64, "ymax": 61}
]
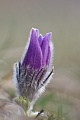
[{"xmin": 0, "ymin": 0, "xmax": 80, "ymax": 120}]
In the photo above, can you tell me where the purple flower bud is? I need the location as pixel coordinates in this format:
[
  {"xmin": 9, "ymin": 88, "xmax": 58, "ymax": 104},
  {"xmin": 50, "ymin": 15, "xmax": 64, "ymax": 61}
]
[
  {"xmin": 21, "ymin": 28, "xmax": 52, "ymax": 69},
  {"xmin": 13, "ymin": 28, "xmax": 54, "ymax": 104}
]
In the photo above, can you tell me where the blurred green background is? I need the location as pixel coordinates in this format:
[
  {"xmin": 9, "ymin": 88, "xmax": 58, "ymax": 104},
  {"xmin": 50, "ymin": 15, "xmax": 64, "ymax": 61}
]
[{"xmin": 0, "ymin": 0, "xmax": 80, "ymax": 120}]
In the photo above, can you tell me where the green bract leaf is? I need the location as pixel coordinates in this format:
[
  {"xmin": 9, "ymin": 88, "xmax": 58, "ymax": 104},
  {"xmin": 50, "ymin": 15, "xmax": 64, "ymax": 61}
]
[{"xmin": 14, "ymin": 96, "xmax": 30, "ymax": 113}]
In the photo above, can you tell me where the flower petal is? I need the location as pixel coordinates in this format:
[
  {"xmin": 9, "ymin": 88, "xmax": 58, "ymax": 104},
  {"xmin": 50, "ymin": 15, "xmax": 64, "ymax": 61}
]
[
  {"xmin": 46, "ymin": 46, "xmax": 51, "ymax": 65},
  {"xmin": 22, "ymin": 28, "xmax": 42, "ymax": 69},
  {"xmin": 38, "ymin": 34, "xmax": 43, "ymax": 46},
  {"xmin": 41, "ymin": 33, "xmax": 51, "ymax": 66}
]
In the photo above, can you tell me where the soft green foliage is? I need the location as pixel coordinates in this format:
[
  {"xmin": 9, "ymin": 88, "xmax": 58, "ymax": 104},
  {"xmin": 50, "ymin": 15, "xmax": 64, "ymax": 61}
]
[
  {"xmin": 35, "ymin": 105, "xmax": 69, "ymax": 120},
  {"xmin": 13, "ymin": 94, "xmax": 69, "ymax": 120},
  {"xmin": 36, "ymin": 93, "xmax": 54, "ymax": 108},
  {"xmin": 34, "ymin": 93, "xmax": 70, "ymax": 120}
]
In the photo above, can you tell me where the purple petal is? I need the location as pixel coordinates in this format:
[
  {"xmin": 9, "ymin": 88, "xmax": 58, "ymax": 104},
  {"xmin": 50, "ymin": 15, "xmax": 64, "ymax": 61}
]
[
  {"xmin": 38, "ymin": 34, "xmax": 43, "ymax": 46},
  {"xmin": 41, "ymin": 40, "xmax": 48, "ymax": 66},
  {"xmin": 41, "ymin": 33, "xmax": 51, "ymax": 66},
  {"xmin": 46, "ymin": 46, "xmax": 51, "ymax": 65},
  {"xmin": 22, "ymin": 28, "xmax": 42, "ymax": 69}
]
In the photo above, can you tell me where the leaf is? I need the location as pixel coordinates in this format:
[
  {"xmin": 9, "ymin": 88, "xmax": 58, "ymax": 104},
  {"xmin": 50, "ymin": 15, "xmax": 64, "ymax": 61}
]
[{"xmin": 14, "ymin": 96, "xmax": 29, "ymax": 112}]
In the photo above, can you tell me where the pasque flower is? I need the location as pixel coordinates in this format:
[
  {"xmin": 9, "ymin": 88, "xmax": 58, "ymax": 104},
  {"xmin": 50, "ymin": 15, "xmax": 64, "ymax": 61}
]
[{"xmin": 13, "ymin": 28, "xmax": 54, "ymax": 106}]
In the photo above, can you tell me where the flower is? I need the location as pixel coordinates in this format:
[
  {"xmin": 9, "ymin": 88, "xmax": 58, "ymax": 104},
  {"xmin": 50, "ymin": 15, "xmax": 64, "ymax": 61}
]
[
  {"xmin": 13, "ymin": 28, "xmax": 54, "ymax": 104},
  {"xmin": 21, "ymin": 28, "xmax": 51, "ymax": 69}
]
